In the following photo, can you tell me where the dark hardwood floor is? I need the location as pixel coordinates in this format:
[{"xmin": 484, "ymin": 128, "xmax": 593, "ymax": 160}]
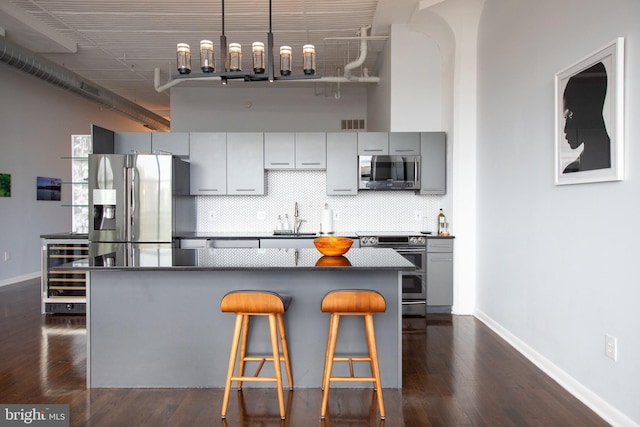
[{"xmin": 0, "ymin": 279, "xmax": 609, "ymax": 426}]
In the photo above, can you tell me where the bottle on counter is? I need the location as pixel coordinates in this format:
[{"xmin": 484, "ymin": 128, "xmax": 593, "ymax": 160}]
[
  {"xmin": 438, "ymin": 209, "xmax": 446, "ymax": 236},
  {"xmin": 284, "ymin": 214, "xmax": 291, "ymax": 231},
  {"xmin": 276, "ymin": 215, "xmax": 283, "ymax": 231}
]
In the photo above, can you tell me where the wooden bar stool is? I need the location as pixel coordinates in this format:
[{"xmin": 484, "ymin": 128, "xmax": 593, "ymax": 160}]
[
  {"xmin": 220, "ymin": 290, "xmax": 293, "ymax": 420},
  {"xmin": 320, "ymin": 289, "xmax": 386, "ymax": 419}
]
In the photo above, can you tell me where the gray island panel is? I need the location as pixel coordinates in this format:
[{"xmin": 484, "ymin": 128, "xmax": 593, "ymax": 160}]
[{"xmin": 85, "ymin": 248, "xmax": 409, "ymax": 389}]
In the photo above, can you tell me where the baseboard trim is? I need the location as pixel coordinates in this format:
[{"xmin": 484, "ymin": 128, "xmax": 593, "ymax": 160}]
[
  {"xmin": 0, "ymin": 272, "xmax": 40, "ymax": 288},
  {"xmin": 474, "ymin": 309, "xmax": 638, "ymax": 427}
]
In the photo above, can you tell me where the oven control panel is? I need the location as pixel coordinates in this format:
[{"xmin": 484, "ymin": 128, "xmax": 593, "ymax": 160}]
[{"xmin": 359, "ymin": 235, "xmax": 426, "ymax": 247}]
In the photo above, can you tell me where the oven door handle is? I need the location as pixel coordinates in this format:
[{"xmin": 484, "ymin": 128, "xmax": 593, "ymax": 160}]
[{"xmin": 394, "ymin": 248, "xmax": 426, "ymax": 253}]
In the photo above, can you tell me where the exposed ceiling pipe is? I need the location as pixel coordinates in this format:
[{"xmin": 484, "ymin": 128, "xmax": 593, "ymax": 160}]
[
  {"xmin": 0, "ymin": 35, "xmax": 170, "ymax": 131},
  {"xmin": 343, "ymin": 25, "xmax": 372, "ymax": 80}
]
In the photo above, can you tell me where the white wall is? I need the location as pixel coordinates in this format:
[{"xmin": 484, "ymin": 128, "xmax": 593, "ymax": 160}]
[
  {"xmin": 0, "ymin": 66, "xmax": 147, "ymax": 285},
  {"xmin": 389, "ymin": 24, "xmax": 442, "ymax": 131},
  {"xmin": 169, "ymin": 86, "xmax": 367, "ymax": 132},
  {"xmin": 476, "ymin": 0, "xmax": 640, "ymax": 425}
]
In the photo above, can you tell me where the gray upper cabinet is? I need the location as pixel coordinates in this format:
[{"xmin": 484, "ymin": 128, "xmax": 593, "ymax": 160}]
[
  {"xmin": 264, "ymin": 132, "xmax": 326, "ymax": 170},
  {"xmin": 264, "ymin": 132, "xmax": 295, "ymax": 169},
  {"xmin": 189, "ymin": 132, "xmax": 227, "ymax": 195},
  {"xmin": 357, "ymin": 132, "xmax": 388, "ymax": 155},
  {"xmin": 114, "ymin": 132, "xmax": 152, "ymax": 154},
  {"xmin": 389, "ymin": 132, "xmax": 420, "ymax": 155},
  {"xmin": 326, "ymin": 132, "xmax": 358, "ymax": 195},
  {"xmin": 295, "ymin": 132, "xmax": 326, "ymax": 169},
  {"xmin": 151, "ymin": 132, "xmax": 190, "ymax": 158},
  {"xmin": 420, "ymin": 132, "xmax": 446, "ymax": 195},
  {"xmin": 226, "ymin": 132, "xmax": 265, "ymax": 195}
]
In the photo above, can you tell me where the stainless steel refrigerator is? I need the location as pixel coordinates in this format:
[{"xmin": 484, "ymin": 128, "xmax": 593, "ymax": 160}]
[{"xmin": 88, "ymin": 153, "xmax": 195, "ymax": 265}]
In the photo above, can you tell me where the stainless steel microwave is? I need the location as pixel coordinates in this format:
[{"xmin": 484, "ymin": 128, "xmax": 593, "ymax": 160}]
[{"xmin": 359, "ymin": 155, "xmax": 421, "ymax": 190}]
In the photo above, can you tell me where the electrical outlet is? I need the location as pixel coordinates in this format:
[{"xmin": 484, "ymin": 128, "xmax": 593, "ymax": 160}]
[
  {"xmin": 414, "ymin": 210, "xmax": 422, "ymax": 221},
  {"xmin": 605, "ymin": 334, "xmax": 618, "ymax": 361},
  {"xmin": 3, "ymin": 251, "xmax": 10, "ymax": 262},
  {"xmin": 256, "ymin": 211, "xmax": 266, "ymax": 220},
  {"xmin": 333, "ymin": 210, "xmax": 340, "ymax": 221},
  {"xmin": 208, "ymin": 210, "xmax": 216, "ymax": 221}
]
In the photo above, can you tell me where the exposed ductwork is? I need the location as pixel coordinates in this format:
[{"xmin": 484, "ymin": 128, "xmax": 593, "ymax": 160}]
[{"xmin": 0, "ymin": 35, "xmax": 170, "ymax": 131}]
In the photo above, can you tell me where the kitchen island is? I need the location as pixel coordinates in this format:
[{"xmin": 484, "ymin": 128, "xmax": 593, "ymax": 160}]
[{"xmin": 68, "ymin": 246, "xmax": 414, "ymax": 389}]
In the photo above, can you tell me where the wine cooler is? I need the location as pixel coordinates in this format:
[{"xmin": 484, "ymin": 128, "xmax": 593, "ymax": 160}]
[{"xmin": 41, "ymin": 238, "xmax": 88, "ymax": 314}]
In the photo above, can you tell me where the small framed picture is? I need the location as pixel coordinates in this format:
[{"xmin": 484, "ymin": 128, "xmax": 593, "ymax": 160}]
[
  {"xmin": 0, "ymin": 173, "xmax": 10, "ymax": 197},
  {"xmin": 37, "ymin": 176, "xmax": 62, "ymax": 201},
  {"xmin": 554, "ymin": 38, "xmax": 624, "ymax": 185}
]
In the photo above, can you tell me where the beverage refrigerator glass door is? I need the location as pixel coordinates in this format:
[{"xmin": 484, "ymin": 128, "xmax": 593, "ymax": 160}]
[{"xmin": 359, "ymin": 155, "xmax": 421, "ymax": 190}]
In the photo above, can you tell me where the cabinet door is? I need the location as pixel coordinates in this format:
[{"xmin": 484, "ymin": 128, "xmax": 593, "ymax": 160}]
[
  {"xmin": 326, "ymin": 132, "xmax": 358, "ymax": 195},
  {"xmin": 426, "ymin": 251, "xmax": 454, "ymax": 306},
  {"xmin": 114, "ymin": 132, "xmax": 152, "ymax": 154},
  {"xmin": 260, "ymin": 239, "xmax": 316, "ymax": 248},
  {"xmin": 264, "ymin": 132, "xmax": 295, "ymax": 169},
  {"xmin": 420, "ymin": 132, "xmax": 446, "ymax": 195},
  {"xmin": 152, "ymin": 132, "xmax": 190, "ymax": 157},
  {"xmin": 295, "ymin": 132, "xmax": 326, "ymax": 169},
  {"xmin": 389, "ymin": 132, "xmax": 420, "ymax": 155},
  {"xmin": 227, "ymin": 132, "xmax": 265, "ymax": 195},
  {"xmin": 357, "ymin": 132, "xmax": 388, "ymax": 155},
  {"xmin": 189, "ymin": 132, "xmax": 227, "ymax": 195}
]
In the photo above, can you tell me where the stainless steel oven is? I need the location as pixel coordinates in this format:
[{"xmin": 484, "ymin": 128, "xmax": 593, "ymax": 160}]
[{"xmin": 358, "ymin": 232, "xmax": 427, "ymax": 316}]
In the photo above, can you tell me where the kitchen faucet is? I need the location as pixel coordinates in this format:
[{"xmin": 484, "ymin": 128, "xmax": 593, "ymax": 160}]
[{"xmin": 294, "ymin": 202, "xmax": 306, "ymax": 234}]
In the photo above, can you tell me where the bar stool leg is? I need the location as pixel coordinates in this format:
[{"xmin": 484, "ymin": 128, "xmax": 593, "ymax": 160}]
[
  {"xmin": 364, "ymin": 313, "xmax": 385, "ymax": 419},
  {"xmin": 276, "ymin": 313, "xmax": 294, "ymax": 390},
  {"xmin": 268, "ymin": 313, "xmax": 286, "ymax": 419},
  {"xmin": 236, "ymin": 314, "xmax": 250, "ymax": 390},
  {"xmin": 321, "ymin": 313, "xmax": 341, "ymax": 419},
  {"xmin": 221, "ymin": 313, "xmax": 244, "ymax": 419}
]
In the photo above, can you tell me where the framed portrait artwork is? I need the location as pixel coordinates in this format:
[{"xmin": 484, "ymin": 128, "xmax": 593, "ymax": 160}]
[{"xmin": 554, "ymin": 38, "xmax": 624, "ymax": 185}]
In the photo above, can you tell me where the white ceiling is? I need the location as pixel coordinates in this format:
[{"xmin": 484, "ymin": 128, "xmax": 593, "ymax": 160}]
[{"xmin": 1, "ymin": 0, "xmax": 420, "ymax": 121}]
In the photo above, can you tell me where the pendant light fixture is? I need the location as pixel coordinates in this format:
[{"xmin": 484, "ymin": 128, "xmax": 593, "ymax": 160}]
[{"xmin": 174, "ymin": 0, "xmax": 320, "ymax": 83}]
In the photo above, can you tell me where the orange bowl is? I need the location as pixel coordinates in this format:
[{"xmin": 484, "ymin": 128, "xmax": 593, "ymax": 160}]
[{"xmin": 313, "ymin": 236, "xmax": 353, "ymax": 256}]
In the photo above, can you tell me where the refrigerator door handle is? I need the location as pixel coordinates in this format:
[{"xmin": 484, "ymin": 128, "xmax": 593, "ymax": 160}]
[{"xmin": 126, "ymin": 166, "xmax": 134, "ymax": 242}]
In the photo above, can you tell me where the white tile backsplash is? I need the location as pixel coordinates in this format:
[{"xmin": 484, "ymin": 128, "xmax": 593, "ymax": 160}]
[{"xmin": 197, "ymin": 170, "xmax": 442, "ymax": 233}]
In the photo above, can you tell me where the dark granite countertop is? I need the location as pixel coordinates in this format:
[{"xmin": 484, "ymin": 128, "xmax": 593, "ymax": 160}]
[
  {"xmin": 178, "ymin": 231, "xmax": 358, "ymax": 239},
  {"xmin": 58, "ymin": 246, "xmax": 415, "ymax": 272},
  {"xmin": 40, "ymin": 232, "xmax": 89, "ymax": 240}
]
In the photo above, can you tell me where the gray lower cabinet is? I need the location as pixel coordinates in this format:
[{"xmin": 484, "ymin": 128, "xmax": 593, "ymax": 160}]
[
  {"xmin": 326, "ymin": 132, "xmax": 358, "ymax": 195},
  {"xmin": 189, "ymin": 132, "xmax": 227, "ymax": 195},
  {"xmin": 420, "ymin": 132, "xmax": 446, "ymax": 195},
  {"xmin": 114, "ymin": 132, "xmax": 152, "ymax": 154},
  {"xmin": 208, "ymin": 239, "xmax": 260, "ymax": 248},
  {"xmin": 260, "ymin": 238, "xmax": 316, "ymax": 248},
  {"xmin": 426, "ymin": 238, "xmax": 453, "ymax": 310},
  {"xmin": 226, "ymin": 132, "xmax": 265, "ymax": 195}
]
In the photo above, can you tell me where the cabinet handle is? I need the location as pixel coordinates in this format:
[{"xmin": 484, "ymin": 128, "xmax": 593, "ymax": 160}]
[
  {"xmin": 363, "ymin": 149, "xmax": 384, "ymax": 152},
  {"xmin": 235, "ymin": 189, "xmax": 255, "ymax": 192},
  {"xmin": 394, "ymin": 149, "xmax": 415, "ymax": 152},
  {"xmin": 199, "ymin": 189, "xmax": 219, "ymax": 192},
  {"xmin": 301, "ymin": 162, "xmax": 321, "ymax": 165},
  {"xmin": 270, "ymin": 162, "xmax": 291, "ymax": 166},
  {"xmin": 331, "ymin": 189, "xmax": 352, "ymax": 192},
  {"xmin": 430, "ymin": 258, "xmax": 453, "ymax": 262}
]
